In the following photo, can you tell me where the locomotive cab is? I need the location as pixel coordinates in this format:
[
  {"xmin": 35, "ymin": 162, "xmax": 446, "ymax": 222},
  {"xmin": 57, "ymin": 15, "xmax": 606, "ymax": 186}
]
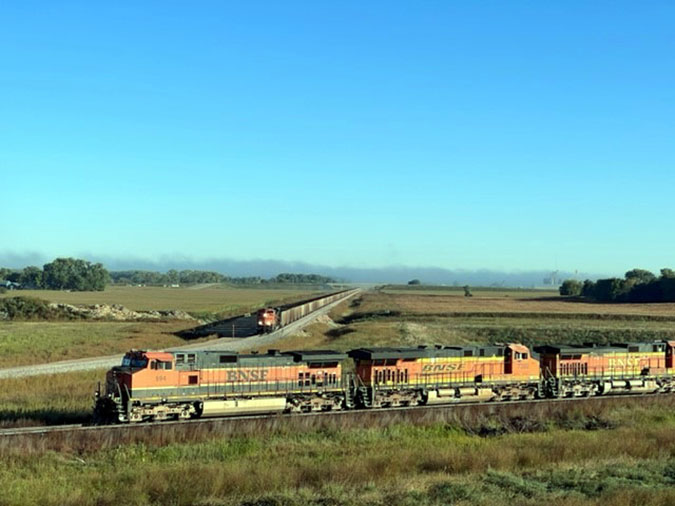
[
  {"xmin": 95, "ymin": 350, "xmax": 177, "ymax": 423},
  {"xmin": 257, "ymin": 308, "xmax": 279, "ymax": 333},
  {"xmin": 504, "ymin": 344, "xmax": 540, "ymax": 381}
]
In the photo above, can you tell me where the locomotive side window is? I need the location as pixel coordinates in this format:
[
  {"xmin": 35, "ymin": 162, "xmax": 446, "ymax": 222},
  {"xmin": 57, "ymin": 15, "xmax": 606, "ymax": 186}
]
[
  {"xmin": 220, "ymin": 355, "xmax": 237, "ymax": 364},
  {"xmin": 176, "ymin": 354, "xmax": 184, "ymax": 365},
  {"xmin": 151, "ymin": 361, "xmax": 172, "ymax": 370},
  {"xmin": 298, "ymin": 372, "xmax": 304, "ymax": 386},
  {"xmin": 187, "ymin": 354, "xmax": 196, "ymax": 364}
]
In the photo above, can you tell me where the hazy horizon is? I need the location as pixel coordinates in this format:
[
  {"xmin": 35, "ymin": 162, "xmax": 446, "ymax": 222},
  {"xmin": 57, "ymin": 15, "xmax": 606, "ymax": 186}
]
[
  {"xmin": 2, "ymin": 3, "xmax": 673, "ymax": 277},
  {"xmin": 0, "ymin": 250, "xmax": 626, "ymax": 286}
]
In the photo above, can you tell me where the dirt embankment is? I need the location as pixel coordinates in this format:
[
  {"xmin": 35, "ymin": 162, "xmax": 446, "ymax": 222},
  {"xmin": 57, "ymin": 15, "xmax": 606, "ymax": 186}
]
[{"xmin": 49, "ymin": 303, "xmax": 197, "ymax": 321}]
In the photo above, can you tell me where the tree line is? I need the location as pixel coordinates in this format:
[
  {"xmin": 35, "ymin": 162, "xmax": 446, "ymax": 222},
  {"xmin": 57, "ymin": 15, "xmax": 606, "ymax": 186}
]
[
  {"xmin": 110, "ymin": 270, "xmax": 337, "ymax": 286},
  {"xmin": 560, "ymin": 268, "xmax": 675, "ymax": 302},
  {"xmin": 0, "ymin": 258, "xmax": 108, "ymax": 291},
  {"xmin": 1, "ymin": 259, "xmax": 337, "ymax": 292}
]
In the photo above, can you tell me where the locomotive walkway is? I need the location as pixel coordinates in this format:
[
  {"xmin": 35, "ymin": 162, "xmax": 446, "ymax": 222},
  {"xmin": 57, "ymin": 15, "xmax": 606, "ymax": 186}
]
[{"xmin": 0, "ymin": 289, "xmax": 360, "ymax": 380}]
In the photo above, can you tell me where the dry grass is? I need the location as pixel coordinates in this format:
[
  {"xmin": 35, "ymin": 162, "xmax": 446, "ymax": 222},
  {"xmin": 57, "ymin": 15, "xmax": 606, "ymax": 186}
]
[
  {"xmin": 0, "ymin": 396, "xmax": 674, "ymax": 505},
  {"xmin": 370, "ymin": 291, "xmax": 675, "ymax": 316},
  {"xmin": 0, "ymin": 369, "xmax": 104, "ymax": 427}
]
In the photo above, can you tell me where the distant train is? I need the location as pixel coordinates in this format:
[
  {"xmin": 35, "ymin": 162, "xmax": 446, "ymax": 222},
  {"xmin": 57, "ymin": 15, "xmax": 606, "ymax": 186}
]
[
  {"xmin": 94, "ymin": 340, "xmax": 675, "ymax": 423},
  {"xmin": 256, "ymin": 289, "xmax": 357, "ymax": 333}
]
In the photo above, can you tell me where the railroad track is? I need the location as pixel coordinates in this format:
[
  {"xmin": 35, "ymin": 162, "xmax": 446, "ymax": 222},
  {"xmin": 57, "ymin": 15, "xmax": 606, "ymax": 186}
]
[{"xmin": 1, "ymin": 392, "xmax": 670, "ymax": 438}]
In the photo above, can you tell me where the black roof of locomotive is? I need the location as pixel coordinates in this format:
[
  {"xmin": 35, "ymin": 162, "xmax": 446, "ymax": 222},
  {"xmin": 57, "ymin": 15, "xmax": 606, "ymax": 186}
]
[
  {"xmin": 286, "ymin": 350, "xmax": 348, "ymax": 363},
  {"xmin": 168, "ymin": 348, "xmax": 346, "ymax": 366},
  {"xmin": 348, "ymin": 344, "xmax": 507, "ymax": 360},
  {"xmin": 533, "ymin": 342, "xmax": 660, "ymax": 355}
]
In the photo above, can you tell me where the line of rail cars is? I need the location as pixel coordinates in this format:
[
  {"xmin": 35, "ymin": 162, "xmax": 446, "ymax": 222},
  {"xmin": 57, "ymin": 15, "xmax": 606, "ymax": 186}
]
[
  {"xmin": 95, "ymin": 340, "xmax": 675, "ymax": 424},
  {"xmin": 256, "ymin": 289, "xmax": 357, "ymax": 333}
]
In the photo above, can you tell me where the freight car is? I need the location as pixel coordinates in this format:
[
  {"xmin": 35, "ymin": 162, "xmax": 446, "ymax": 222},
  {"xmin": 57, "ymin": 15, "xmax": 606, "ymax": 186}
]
[
  {"xmin": 95, "ymin": 340, "xmax": 675, "ymax": 424},
  {"xmin": 256, "ymin": 289, "xmax": 357, "ymax": 333}
]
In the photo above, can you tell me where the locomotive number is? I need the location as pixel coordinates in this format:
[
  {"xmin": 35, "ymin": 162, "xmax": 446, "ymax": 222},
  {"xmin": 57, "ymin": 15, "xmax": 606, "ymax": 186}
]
[{"xmin": 155, "ymin": 375, "xmax": 167, "ymax": 381}]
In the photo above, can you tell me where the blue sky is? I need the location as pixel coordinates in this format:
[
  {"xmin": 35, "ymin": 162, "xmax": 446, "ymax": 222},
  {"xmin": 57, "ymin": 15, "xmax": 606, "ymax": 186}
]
[{"xmin": 1, "ymin": 1, "xmax": 674, "ymax": 276}]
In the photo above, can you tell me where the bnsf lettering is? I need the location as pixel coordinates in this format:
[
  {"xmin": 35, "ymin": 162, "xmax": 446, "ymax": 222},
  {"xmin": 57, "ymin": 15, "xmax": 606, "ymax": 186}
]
[
  {"xmin": 608, "ymin": 358, "xmax": 639, "ymax": 368},
  {"xmin": 225, "ymin": 370, "xmax": 270, "ymax": 382},
  {"xmin": 422, "ymin": 364, "xmax": 463, "ymax": 373}
]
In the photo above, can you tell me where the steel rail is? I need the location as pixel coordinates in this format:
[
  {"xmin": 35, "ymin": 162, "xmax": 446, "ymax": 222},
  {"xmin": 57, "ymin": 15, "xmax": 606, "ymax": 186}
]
[{"xmin": 1, "ymin": 391, "xmax": 671, "ymax": 438}]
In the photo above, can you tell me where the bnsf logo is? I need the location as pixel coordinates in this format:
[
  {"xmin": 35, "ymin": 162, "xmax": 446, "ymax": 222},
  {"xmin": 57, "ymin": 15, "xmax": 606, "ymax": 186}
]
[
  {"xmin": 225, "ymin": 370, "xmax": 269, "ymax": 382},
  {"xmin": 422, "ymin": 364, "xmax": 463, "ymax": 373},
  {"xmin": 608, "ymin": 358, "xmax": 640, "ymax": 368}
]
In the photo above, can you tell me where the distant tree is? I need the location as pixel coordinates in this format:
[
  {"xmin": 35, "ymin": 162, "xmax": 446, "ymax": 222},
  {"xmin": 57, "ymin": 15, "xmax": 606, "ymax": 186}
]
[
  {"xmin": 408, "ymin": 279, "xmax": 421, "ymax": 285},
  {"xmin": 0, "ymin": 268, "xmax": 11, "ymax": 280},
  {"xmin": 593, "ymin": 278, "xmax": 625, "ymax": 302},
  {"xmin": 19, "ymin": 266, "xmax": 43, "ymax": 288},
  {"xmin": 660, "ymin": 268, "xmax": 675, "ymax": 279},
  {"xmin": 581, "ymin": 279, "xmax": 596, "ymax": 298},
  {"xmin": 166, "ymin": 269, "xmax": 179, "ymax": 284},
  {"xmin": 463, "ymin": 285, "xmax": 473, "ymax": 297},
  {"xmin": 6, "ymin": 271, "xmax": 21, "ymax": 283},
  {"xmin": 559, "ymin": 279, "xmax": 583, "ymax": 296},
  {"xmin": 624, "ymin": 269, "xmax": 656, "ymax": 285},
  {"xmin": 43, "ymin": 258, "xmax": 108, "ymax": 291}
]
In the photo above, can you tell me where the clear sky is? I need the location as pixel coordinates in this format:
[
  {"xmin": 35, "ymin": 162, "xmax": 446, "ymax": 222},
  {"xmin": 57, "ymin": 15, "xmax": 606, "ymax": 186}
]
[{"xmin": 1, "ymin": 1, "xmax": 674, "ymax": 275}]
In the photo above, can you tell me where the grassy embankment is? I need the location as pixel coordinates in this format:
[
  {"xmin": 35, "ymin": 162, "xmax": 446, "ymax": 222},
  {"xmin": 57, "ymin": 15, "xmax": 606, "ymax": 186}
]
[{"xmin": 0, "ymin": 397, "xmax": 674, "ymax": 505}]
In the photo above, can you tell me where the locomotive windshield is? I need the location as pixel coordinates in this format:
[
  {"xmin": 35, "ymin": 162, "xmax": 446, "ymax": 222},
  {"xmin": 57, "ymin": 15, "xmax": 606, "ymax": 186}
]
[{"xmin": 121, "ymin": 356, "xmax": 148, "ymax": 368}]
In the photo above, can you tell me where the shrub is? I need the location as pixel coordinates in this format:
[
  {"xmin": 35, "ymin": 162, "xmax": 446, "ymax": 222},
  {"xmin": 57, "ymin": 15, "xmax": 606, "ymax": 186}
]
[{"xmin": 0, "ymin": 296, "xmax": 60, "ymax": 320}]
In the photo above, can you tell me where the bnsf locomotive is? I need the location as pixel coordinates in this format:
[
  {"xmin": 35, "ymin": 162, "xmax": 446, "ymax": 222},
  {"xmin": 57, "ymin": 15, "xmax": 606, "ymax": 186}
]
[{"xmin": 95, "ymin": 340, "xmax": 675, "ymax": 424}]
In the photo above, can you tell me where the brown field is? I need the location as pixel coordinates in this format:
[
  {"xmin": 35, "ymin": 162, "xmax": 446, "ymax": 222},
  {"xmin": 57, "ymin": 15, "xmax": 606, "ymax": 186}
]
[
  {"xmin": 252, "ymin": 289, "xmax": 675, "ymax": 353},
  {"xmin": 372, "ymin": 290, "xmax": 675, "ymax": 316}
]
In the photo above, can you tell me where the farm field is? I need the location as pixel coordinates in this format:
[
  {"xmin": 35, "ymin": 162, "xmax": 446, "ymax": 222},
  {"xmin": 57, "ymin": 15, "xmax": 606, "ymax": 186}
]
[
  {"xmin": 0, "ymin": 285, "xmax": 319, "ymax": 314},
  {"xmin": 251, "ymin": 289, "xmax": 675, "ymax": 353}
]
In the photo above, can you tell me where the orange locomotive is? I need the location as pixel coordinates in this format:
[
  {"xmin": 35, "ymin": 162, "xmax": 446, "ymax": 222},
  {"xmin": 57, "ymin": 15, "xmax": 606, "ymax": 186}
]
[
  {"xmin": 348, "ymin": 343, "xmax": 541, "ymax": 408},
  {"xmin": 535, "ymin": 341, "xmax": 675, "ymax": 397},
  {"xmin": 95, "ymin": 349, "xmax": 348, "ymax": 423},
  {"xmin": 95, "ymin": 340, "xmax": 675, "ymax": 423},
  {"xmin": 256, "ymin": 308, "xmax": 279, "ymax": 333}
]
